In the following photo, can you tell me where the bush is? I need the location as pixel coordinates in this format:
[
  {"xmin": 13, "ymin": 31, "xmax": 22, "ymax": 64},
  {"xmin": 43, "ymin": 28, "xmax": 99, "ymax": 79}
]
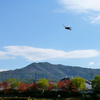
[
  {"xmin": 96, "ymin": 94, "xmax": 100, "ymax": 99},
  {"xmin": 65, "ymin": 97, "xmax": 81, "ymax": 100},
  {"xmin": 84, "ymin": 95, "xmax": 91, "ymax": 100},
  {"xmin": 0, "ymin": 97, "xmax": 3, "ymax": 100},
  {"xmin": 2, "ymin": 97, "xmax": 28, "ymax": 100}
]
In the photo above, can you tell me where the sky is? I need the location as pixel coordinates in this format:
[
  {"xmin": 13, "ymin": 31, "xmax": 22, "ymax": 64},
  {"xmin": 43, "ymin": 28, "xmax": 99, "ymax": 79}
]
[{"xmin": 1, "ymin": 0, "xmax": 100, "ymax": 71}]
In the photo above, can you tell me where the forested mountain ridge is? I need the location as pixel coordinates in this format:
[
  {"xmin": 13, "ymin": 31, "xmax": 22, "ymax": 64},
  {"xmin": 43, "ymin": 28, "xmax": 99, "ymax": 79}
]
[{"xmin": 0, "ymin": 62, "xmax": 100, "ymax": 81}]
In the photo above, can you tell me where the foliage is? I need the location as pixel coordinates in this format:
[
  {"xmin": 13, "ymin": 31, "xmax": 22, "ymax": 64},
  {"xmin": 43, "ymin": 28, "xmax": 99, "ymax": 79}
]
[
  {"xmin": 0, "ymin": 81, "xmax": 10, "ymax": 94},
  {"xmin": 18, "ymin": 82, "xmax": 28, "ymax": 93},
  {"xmin": 0, "ymin": 97, "xmax": 83, "ymax": 100},
  {"xmin": 71, "ymin": 76, "xmax": 86, "ymax": 91},
  {"xmin": 30, "ymin": 82, "xmax": 38, "ymax": 92},
  {"xmin": 7, "ymin": 78, "xmax": 20, "ymax": 89},
  {"xmin": 48, "ymin": 79, "xmax": 58, "ymax": 82},
  {"xmin": 16, "ymin": 78, "xmax": 35, "ymax": 84},
  {"xmin": 46, "ymin": 81, "xmax": 54, "ymax": 91},
  {"xmin": 53, "ymin": 83, "xmax": 57, "ymax": 88},
  {"xmin": 37, "ymin": 78, "xmax": 49, "ymax": 91},
  {"xmin": 96, "ymin": 94, "xmax": 100, "ymax": 99},
  {"xmin": 2, "ymin": 81, "xmax": 9, "ymax": 90},
  {"xmin": 0, "ymin": 97, "xmax": 28, "ymax": 100},
  {"xmin": 91, "ymin": 75, "xmax": 100, "ymax": 91},
  {"xmin": 84, "ymin": 95, "xmax": 91, "ymax": 99},
  {"xmin": 57, "ymin": 79, "xmax": 78, "ymax": 92}
]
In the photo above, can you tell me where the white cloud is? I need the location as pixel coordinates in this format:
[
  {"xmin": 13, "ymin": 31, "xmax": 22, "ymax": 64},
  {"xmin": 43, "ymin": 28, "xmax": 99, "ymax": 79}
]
[
  {"xmin": 90, "ymin": 15, "xmax": 100, "ymax": 24},
  {"xmin": 0, "ymin": 46, "xmax": 100, "ymax": 61},
  {"xmin": 89, "ymin": 62, "xmax": 94, "ymax": 65},
  {"xmin": 0, "ymin": 69, "xmax": 8, "ymax": 72},
  {"xmin": 0, "ymin": 51, "xmax": 15, "ymax": 60},
  {"xmin": 58, "ymin": 0, "xmax": 100, "ymax": 23},
  {"xmin": 59, "ymin": 0, "xmax": 100, "ymax": 13}
]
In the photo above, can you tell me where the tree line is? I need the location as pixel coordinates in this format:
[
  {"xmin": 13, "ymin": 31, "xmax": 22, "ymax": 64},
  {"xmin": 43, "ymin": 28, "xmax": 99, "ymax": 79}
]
[{"xmin": 0, "ymin": 75, "xmax": 100, "ymax": 95}]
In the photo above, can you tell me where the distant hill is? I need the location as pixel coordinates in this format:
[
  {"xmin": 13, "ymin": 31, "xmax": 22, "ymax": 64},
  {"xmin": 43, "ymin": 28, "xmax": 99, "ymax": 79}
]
[{"xmin": 0, "ymin": 62, "xmax": 100, "ymax": 81}]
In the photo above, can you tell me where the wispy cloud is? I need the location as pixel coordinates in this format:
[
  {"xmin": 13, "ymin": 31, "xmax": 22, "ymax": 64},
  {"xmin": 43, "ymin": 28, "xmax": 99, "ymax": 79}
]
[
  {"xmin": 90, "ymin": 15, "xmax": 100, "ymax": 24},
  {"xmin": 0, "ymin": 46, "xmax": 100, "ymax": 61},
  {"xmin": 0, "ymin": 51, "xmax": 15, "ymax": 60},
  {"xmin": 89, "ymin": 62, "xmax": 94, "ymax": 65},
  {"xmin": 0, "ymin": 69, "xmax": 8, "ymax": 72},
  {"xmin": 58, "ymin": 0, "xmax": 100, "ymax": 23}
]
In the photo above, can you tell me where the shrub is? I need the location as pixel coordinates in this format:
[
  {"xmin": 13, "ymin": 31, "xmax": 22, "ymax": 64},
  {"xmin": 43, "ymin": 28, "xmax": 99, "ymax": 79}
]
[
  {"xmin": 2, "ymin": 97, "xmax": 28, "ymax": 100},
  {"xmin": 0, "ymin": 97, "xmax": 3, "ymax": 100},
  {"xmin": 96, "ymin": 94, "xmax": 100, "ymax": 99},
  {"xmin": 84, "ymin": 95, "xmax": 91, "ymax": 100}
]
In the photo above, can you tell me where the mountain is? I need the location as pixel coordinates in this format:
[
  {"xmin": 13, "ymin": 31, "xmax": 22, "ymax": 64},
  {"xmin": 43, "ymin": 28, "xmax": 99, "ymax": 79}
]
[{"xmin": 0, "ymin": 62, "xmax": 100, "ymax": 81}]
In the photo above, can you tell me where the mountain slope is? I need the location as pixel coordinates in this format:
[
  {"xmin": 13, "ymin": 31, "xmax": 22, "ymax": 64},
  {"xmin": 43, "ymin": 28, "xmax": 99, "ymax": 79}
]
[{"xmin": 0, "ymin": 62, "xmax": 100, "ymax": 81}]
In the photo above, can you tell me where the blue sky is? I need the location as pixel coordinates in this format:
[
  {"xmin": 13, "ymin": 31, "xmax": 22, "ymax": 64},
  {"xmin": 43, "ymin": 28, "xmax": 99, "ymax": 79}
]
[{"xmin": 0, "ymin": 0, "xmax": 100, "ymax": 71}]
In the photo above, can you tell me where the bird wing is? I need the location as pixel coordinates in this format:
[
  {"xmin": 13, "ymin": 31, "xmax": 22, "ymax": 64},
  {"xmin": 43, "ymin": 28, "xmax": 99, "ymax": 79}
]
[
  {"xmin": 63, "ymin": 24, "xmax": 71, "ymax": 30},
  {"xmin": 63, "ymin": 24, "xmax": 66, "ymax": 27}
]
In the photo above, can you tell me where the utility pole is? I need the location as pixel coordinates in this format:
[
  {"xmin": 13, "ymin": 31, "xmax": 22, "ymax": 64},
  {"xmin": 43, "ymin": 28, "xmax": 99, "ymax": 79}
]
[{"xmin": 89, "ymin": 69, "xmax": 93, "ymax": 81}]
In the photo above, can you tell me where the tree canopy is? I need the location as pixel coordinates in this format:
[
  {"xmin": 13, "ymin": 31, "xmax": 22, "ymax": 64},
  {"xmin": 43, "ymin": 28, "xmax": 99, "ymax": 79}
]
[
  {"xmin": 71, "ymin": 76, "xmax": 86, "ymax": 90},
  {"xmin": 37, "ymin": 78, "xmax": 49, "ymax": 91},
  {"xmin": 91, "ymin": 75, "xmax": 100, "ymax": 91},
  {"xmin": 7, "ymin": 78, "xmax": 20, "ymax": 89}
]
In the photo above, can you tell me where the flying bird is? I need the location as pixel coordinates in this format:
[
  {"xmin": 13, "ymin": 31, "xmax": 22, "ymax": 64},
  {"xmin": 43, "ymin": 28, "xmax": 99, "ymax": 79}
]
[{"xmin": 63, "ymin": 24, "xmax": 71, "ymax": 30}]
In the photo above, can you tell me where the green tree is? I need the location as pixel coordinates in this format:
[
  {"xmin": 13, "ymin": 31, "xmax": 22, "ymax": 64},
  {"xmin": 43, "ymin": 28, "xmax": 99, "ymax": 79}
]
[
  {"xmin": 71, "ymin": 76, "xmax": 86, "ymax": 90},
  {"xmin": 91, "ymin": 75, "xmax": 100, "ymax": 91},
  {"xmin": 53, "ymin": 83, "xmax": 57, "ymax": 88},
  {"xmin": 37, "ymin": 78, "xmax": 49, "ymax": 91},
  {"xmin": 7, "ymin": 78, "xmax": 20, "ymax": 89}
]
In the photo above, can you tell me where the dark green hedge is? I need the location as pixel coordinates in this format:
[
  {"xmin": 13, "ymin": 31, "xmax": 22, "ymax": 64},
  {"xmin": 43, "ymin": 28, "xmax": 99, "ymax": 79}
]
[{"xmin": 0, "ymin": 97, "xmax": 28, "ymax": 100}]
